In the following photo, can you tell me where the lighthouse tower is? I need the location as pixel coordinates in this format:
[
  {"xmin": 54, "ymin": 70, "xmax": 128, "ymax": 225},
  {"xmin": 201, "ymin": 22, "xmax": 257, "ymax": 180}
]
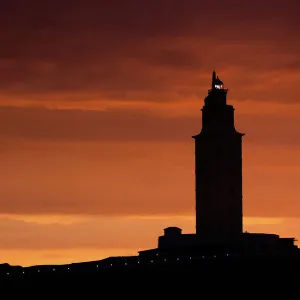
[{"xmin": 193, "ymin": 70, "xmax": 244, "ymax": 239}]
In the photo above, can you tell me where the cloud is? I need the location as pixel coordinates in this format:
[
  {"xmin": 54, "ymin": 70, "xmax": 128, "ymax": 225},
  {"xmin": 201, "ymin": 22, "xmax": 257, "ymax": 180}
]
[
  {"xmin": 0, "ymin": 215, "xmax": 194, "ymax": 251},
  {"xmin": 1, "ymin": 214, "xmax": 299, "ymax": 266},
  {"xmin": 0, "ymin": 1, "xmax": 300, "ymax": 219},
  {"xmin": 0, "ymin": 0, "xmax": 300, "ymax": 104},
  {"xmin": 0, "ymin": 140, "xmax": 195, "ymax": 216},
  {"xmin": 1, "ymin": 105, "xmax": 300, "ymax": 145},
  {"xmin": 0, "ymin": 137, "xmax": 300, "ymax": 217},
  {"xmin": 0, "ymin": 106, "xmax": 196, "ymax": 142},
  {"xmin": 0, "ymin": 215, "xmax": 298, "ymax": 251}
]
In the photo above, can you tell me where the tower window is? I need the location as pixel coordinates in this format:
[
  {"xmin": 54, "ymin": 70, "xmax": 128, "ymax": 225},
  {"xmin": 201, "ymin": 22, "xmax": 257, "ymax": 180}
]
[{"xmin": 215, "ymin": 84, "xmax": 223, "ymax": 89}]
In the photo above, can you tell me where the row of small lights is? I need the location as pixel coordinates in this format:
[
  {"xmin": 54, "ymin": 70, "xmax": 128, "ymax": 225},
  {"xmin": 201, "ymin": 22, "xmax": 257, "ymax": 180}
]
[{"xmin": 4, "ymin": 254, "xmax": 231, "ymax": 276}]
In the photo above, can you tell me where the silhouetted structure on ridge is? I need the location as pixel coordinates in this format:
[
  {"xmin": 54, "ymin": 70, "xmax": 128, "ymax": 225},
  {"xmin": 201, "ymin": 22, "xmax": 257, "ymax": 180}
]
[
  {"xmin": 1, "ymin": 71, "xmax": 300, "ymax": 280},
  {"xmin": 193, "ymin": 70, "xmax": 243, "ymax": 238},
  {"xmin": 137, "ymin": 70, "xmax": 297, "ymax": 259}
]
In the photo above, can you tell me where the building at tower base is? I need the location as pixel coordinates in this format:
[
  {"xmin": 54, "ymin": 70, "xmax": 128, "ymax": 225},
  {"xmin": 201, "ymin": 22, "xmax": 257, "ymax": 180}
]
[{"xmin": 138, "ymin": 226, "xmax": 298, "ymax": 259}]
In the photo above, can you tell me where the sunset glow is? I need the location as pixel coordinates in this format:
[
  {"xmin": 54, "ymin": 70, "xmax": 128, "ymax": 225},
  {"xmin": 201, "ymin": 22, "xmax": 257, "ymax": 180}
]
[{"xmin": 1, "ymin": 0, "xmax": 300, "ymax": 266}]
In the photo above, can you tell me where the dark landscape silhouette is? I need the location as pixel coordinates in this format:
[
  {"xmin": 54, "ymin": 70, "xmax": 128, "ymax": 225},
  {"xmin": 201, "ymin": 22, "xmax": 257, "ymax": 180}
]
[{"xmin": 1, "ymin": 71, "xmax": 300, "ymax": 288}]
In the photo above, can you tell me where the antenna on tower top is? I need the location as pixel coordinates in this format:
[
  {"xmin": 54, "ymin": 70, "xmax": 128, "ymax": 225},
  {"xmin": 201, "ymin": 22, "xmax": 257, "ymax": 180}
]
[{"xmin": 212, "ymin": 69, "xmax": 217, "ymax": 89}]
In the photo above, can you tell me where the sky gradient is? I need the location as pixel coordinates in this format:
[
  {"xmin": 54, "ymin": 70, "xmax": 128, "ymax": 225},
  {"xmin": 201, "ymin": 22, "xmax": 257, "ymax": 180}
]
[{"xmin": 1, "ymin": 0, "xmax": 300, "ymax": 266}]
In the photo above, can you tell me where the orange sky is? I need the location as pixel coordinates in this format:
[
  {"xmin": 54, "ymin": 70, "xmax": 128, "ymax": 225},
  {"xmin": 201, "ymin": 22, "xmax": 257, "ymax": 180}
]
[{"xmin": 1, "ymin": 0, "xmax": 300, "ymax": 266}]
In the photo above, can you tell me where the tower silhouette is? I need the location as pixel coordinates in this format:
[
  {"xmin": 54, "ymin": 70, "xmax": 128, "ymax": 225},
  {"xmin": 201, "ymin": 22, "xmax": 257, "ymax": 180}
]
[
  {"xmin": 1, "ymin": 70, "xmax": 298, "ymax": 277},
  {"xmin": 193, "ymin": 70, "xmax": 244, "ymax": 239}
]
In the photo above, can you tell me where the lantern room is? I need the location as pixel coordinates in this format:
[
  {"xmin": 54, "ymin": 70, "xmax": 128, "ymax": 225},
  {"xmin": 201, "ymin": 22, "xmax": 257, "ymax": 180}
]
[{"xmin": 211, "ymin": 70, "xmax": 225, "ymax": 90}]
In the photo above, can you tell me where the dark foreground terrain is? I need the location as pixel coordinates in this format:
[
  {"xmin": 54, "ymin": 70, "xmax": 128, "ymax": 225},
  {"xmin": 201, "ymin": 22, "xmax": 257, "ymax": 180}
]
[{"xmin": 1, "ymin": 253, "xmax": 299, "ymax": 292}]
